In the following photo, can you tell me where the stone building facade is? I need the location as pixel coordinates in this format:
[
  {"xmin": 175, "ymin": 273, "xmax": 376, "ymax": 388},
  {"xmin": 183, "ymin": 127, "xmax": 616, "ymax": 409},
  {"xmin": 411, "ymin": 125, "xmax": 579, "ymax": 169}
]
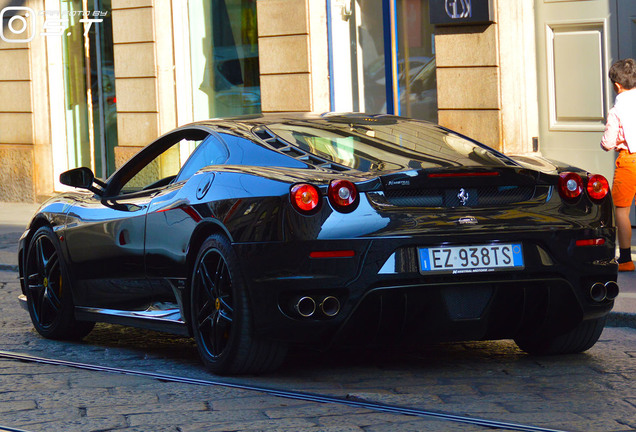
[{"xmin": 0, "ymin": 0, "xmax": 625, "ymax": 202}]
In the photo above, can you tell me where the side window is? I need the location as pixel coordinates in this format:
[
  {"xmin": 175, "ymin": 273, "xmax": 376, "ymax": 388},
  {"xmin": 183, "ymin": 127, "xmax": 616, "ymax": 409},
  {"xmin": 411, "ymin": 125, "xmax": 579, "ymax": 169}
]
[
  {"xmin": 174, "ymin": 135, "xmax": 229, "ymax": 182},
  {"xmin": 120, "ymin": 137, "xmax": 204, "ymax": 193},
  {"xmin": 224, "ymin": 134, "xmax": 306, "ymax": 168}
]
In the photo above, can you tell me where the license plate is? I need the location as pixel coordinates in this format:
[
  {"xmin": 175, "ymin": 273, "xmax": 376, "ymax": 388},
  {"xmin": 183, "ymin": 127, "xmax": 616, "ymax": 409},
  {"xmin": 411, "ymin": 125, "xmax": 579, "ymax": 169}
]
[{"xmin": 419, "ymin": 243, "xmax": 524, "ymax": 274}]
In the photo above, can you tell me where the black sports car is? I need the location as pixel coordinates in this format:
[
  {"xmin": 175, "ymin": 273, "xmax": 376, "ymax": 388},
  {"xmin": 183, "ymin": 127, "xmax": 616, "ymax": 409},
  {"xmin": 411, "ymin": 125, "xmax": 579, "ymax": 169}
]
[{"xmin": 18, "ymin": 113, "xmax": 619, "ymax": 374}]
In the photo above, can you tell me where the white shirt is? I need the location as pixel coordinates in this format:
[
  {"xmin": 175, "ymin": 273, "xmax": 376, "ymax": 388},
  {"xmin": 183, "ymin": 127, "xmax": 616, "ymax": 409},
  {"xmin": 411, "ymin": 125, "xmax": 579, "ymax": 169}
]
[{"xmin": 601, "ymin": 88, "xmax": 636, "ymax": 153}]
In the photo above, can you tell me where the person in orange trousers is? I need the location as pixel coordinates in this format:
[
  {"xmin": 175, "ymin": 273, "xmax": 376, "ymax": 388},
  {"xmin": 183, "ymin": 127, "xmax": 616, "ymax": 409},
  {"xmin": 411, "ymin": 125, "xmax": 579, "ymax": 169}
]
[{"xmin": 601, "ymin": 59, "xmax": 636, "ymax": 271}]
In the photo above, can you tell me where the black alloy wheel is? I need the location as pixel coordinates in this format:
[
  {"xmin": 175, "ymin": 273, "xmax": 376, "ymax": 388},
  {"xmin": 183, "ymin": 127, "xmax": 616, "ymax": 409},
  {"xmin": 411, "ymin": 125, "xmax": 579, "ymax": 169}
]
[
  {"xmin": 24, "ymin": 226, "xmax": 94, "ymax": 339},
  {"xmin": 190, "ymin": 234, "xmax": 286, "ymax": 374},
  {"xmin": 193, "ymin": 246, "xmax": 234, "ymax": 359}
]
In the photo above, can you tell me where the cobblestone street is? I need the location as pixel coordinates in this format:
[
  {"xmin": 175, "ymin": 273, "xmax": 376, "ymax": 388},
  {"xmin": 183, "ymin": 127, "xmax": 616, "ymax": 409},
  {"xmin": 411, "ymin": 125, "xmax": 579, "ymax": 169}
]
[
  {"xmin": 0, "ymin": 270, "xmax": 634, "ymax": 432},
  {"xmin": 1, "ymin": 0, "xmax": 636, "ymax": 430}
]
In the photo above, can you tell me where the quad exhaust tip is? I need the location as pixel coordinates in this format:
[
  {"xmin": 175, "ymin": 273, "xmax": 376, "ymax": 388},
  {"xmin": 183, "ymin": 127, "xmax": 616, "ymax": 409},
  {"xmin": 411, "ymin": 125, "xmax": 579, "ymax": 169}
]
[
  {"xmin": 590, "ymin": 281, "xmax": 619, "ymax": 302},
  {"xmin": 320, "ymin": 296, "xmax": 341, "ymax": 317},
  {"xmin": 605, "ymin": 281, "xmax": 619, "ymax": 301},
  {"xmin": 295, "ymin": 296, "xmax": 316, "ymax": 318},
  {"xmin": 294, "ymin": 296, "xmax": 341, "ymax": 318}
]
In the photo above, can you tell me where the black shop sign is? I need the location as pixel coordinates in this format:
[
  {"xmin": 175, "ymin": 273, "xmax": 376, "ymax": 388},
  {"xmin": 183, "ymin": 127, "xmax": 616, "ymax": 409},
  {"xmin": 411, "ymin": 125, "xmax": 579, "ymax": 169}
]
[{"xmin": 429, "ymin": 0, "xmax": 494, "ymax": 26}]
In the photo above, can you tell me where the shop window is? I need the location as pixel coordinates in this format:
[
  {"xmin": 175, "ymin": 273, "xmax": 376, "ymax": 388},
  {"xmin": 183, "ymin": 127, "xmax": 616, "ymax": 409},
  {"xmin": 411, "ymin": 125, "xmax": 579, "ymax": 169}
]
[
  {"xmin": 396, "ymin": 0, "xmax": 437, "ymax": 121},
  {"xmin": 328, "ymin": 0, "xmax": 437, "ymax": 122},
  {"xmin": 62, "ymin": 0, "xmax": 118, "ymax": 178},
  {"xmin": 188, "ymin": 0, "xmax": 260, "ymax": 119}
]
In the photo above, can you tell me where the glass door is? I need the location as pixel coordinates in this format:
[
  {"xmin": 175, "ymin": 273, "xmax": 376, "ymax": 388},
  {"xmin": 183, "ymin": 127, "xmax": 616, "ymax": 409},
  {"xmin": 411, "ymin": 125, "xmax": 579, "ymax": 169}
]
[
  {"xmin": 61, "ymin": 0, "xmax": 117, "ymax": 179},
  {"xmin": 188, "ymin": 0, "xmax": 261, "ymax": 120},
  {"xmin": 328, "ymin": 0, "xmax": 387, "ymax": 113},
  {"xmin": 328, "ymin": 0, "xmax": 437, "ymax": 122},
  {"xmin": 395, "ymin": 0, "xmax": 436, "ymax": 121}
]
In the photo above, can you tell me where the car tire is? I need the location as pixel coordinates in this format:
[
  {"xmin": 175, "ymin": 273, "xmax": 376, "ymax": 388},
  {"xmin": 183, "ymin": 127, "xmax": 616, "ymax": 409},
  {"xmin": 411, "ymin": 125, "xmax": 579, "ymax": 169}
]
[
  {"xmin": 24, "ymin": 226, "xmax": 95, "ymax": 340},
  {"xmin": 514, "ymin": 316, "xmax": 606, "ymax": 355},
  {"xmin": 190, "ymin": 234, "xmax": 287, "ymax": 374}
]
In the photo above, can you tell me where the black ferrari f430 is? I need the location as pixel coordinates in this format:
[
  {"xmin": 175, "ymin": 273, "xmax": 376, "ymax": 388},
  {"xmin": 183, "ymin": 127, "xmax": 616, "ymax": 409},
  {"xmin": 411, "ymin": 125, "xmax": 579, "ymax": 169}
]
[{"xmin": 18, "ymin": 113, "xmax": 619, "ymax": 374}]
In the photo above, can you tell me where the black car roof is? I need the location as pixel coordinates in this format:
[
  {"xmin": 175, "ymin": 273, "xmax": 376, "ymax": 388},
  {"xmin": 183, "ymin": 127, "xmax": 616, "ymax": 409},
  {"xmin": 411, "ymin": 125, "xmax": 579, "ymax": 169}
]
[
  {"xmin": 180, "ymin": 113, "xmax": 519, "ymax": 172},
  {"xmin": 185, "ymin": 112, "xmax": 408, "ymax": 129}
]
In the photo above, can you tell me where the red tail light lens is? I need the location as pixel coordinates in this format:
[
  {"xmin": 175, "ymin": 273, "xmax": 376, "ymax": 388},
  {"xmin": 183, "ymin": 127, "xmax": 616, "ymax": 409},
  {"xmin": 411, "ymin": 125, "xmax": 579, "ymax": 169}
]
[
  {"xmin": 575, "ymin": 238, "xmax": 606, "ymax": 247},
  {"xmin": 587, "ymin": 174, "xmax": 609, "ymax": 200},
  {"xmin": 328, "ymin": 180, "xmax": 358, "ymax": 211},
  {"xmin": 310, "ymin": 250, "xmax": 355, "ymax": 258},
  {"xmin": 558, "ymin": 172, "xmax": 583, "ymax": 201},
  {"xmin": 290, "ymin": 183, "xmax": 320, "ymax": 213}
]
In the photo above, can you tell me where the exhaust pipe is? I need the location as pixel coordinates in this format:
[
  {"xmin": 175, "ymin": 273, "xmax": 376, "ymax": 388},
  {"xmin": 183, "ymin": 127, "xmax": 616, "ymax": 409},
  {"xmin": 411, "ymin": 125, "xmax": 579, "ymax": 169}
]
[
  {"xmin": 320, "ymin": 296, "xmax": 341, "ymax": 317},
  {"xmin": 604, "ymin": 281, "xmax": 619, "ymax": 301},
  {"xmin": 295, "ymin": 296, "xmax": 316, "ymax": 318},
  {"xmin": 590, "ymin": 282, "xmax": 607, "ymax": 302}
]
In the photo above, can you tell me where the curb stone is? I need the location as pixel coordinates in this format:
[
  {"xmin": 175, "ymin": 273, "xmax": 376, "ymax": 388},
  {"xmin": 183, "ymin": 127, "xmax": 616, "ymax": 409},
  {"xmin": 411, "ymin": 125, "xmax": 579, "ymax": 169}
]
[
  {"xmin": 0, "ymin": 265, "xmax": 18, "ymax": 273},
  {"xmin": 606, "ymin": 311, "xmax": 636, "ymax": 329}
]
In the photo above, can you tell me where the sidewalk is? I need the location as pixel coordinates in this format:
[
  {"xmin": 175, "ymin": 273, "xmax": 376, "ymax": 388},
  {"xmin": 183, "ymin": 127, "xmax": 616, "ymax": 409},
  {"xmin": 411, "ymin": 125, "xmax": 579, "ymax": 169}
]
[
  {"xmin": 609, "ymin": 238, "xmax": 636, "ymax": 328},
  {"xmin": 0, "ymin": 201, "xmax": 40, "ymax": 272},
  {"xmin": 0, "ymin": 200, "xmax": 634, "ymax": 329}
]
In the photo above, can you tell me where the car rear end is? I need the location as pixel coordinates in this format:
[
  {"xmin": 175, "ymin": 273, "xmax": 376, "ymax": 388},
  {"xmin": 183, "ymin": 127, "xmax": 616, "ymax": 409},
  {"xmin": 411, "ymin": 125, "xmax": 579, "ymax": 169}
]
[
  {"xmin": 238, "ymin": 115, "xmax": 617, "ymax": 350},
  {"xmin": 341, "ymin": 165, "xmax": 615, "ymax": 347}
]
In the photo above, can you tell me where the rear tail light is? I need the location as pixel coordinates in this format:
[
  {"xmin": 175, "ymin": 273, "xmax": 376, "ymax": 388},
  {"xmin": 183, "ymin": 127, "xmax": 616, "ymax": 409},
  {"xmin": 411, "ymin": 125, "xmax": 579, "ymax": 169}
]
[
  {"xmin": 328, "ymin": 179, "xmax": 358, "ymax": 211},
  {"xmin": 290, "ymin": 183, "xmax": 321, "ymax": 214},
  {"xmin": 558, "ymin": 172, "xmax": 610, "ymax": 202},
  {"xmin": 558, "ymin": 172, "xmax": 583, "ymax": 201},
  {"xmin": 309, "ymin": 250, "xmax": 355, "ymax": 258},
  {"xmin": 587, "ymin": 174, "xmax": 609, "ymax": 200},
  {"xmin": 575, "ymin": 238, "xmax": 606, "ymax": 247}
]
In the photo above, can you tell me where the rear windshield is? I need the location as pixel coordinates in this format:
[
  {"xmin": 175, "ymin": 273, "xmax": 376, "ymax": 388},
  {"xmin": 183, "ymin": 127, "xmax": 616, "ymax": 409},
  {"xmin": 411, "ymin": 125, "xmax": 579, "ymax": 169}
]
[{"xmin": 266, "ymin": 118, "xmax": 517, "ymax": 172}]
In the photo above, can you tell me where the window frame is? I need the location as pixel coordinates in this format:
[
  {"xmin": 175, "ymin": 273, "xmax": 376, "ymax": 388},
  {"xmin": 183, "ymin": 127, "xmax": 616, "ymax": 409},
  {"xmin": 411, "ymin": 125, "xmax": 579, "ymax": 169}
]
[{"xmin": 104, "ymin": 127, "xmax": 211, "ymax": 198}]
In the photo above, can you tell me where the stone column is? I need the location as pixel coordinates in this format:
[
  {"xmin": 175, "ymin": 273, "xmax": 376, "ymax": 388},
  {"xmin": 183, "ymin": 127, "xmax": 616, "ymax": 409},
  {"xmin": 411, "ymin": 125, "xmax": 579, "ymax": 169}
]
[
  {"xmin": 0, "ymin": 1, "xmax": 36, "ymax": 202},
  {"xmin": 111, "ymin": 0, "xmax": 176, "ymax": 168},
  {"xmin": 435, "ymin": 0, "xmax": 538, "ymax": 153},
  {"xmin": 256, "ymin": 0, "xmax": 330, "ymax": 113}
]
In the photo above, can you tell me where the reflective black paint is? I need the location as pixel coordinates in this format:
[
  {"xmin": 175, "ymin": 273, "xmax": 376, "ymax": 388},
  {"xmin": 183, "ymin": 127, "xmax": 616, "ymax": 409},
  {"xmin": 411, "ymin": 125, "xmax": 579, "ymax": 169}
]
[{"xmin": 18, "ymin": 113, "xmax": 617, "ymax": 351}]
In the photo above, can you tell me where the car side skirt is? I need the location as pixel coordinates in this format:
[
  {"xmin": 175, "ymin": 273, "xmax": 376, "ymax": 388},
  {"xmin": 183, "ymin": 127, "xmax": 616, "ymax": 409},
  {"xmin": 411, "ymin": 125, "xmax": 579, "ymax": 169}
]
[{"xmin": 74, "ymin": 305, "xmax": 189, "ymax": 336}]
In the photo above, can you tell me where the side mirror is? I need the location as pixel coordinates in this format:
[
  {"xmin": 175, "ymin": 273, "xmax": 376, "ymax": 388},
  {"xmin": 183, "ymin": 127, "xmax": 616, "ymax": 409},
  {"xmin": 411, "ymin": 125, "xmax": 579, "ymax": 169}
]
[
  {"xmin": 60, "ymin": 167, "xmax": 94, "ymax": 189},
  {"xmin": 60, "ymin": 167, "xmax": 104, "ymax": 195}
]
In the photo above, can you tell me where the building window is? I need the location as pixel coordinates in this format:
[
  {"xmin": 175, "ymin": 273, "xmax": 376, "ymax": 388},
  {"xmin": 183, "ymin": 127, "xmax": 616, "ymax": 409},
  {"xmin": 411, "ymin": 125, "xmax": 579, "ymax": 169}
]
[
  {"xmin": 395, "ymin": 0, "xmax": 437, "ymax": 121},
  {"xmin": 61, "ymin": 0, "xmax": 118, "ymax": 178},
  {"xmin": 188, "ymin": 0, "xmax": 260, "ymax": 120},
  {"xmin": 328, "ymin": 0, "xmax": 436, "ymax": 122}
]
